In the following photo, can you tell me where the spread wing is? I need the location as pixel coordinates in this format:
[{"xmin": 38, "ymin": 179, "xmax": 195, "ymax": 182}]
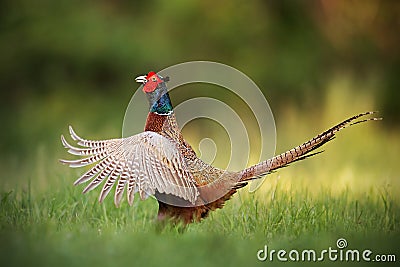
[{"xmin": 60, "ymin": 126, "xmax": 199, "ymax": 206}]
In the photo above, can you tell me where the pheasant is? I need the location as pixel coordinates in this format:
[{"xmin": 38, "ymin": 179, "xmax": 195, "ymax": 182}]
[{"xmin": 60, "ymin": 71, "xmax": 380, "ymax": 224}]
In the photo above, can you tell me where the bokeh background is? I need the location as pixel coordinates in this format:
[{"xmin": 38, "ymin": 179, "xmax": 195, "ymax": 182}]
[
  {"xmin": 0, "ymin": 0, "xmax": 399, "ymax": 266},
  {"xmin": 1, "ymin": 0, "xmax": 399, "ymax": 186}
]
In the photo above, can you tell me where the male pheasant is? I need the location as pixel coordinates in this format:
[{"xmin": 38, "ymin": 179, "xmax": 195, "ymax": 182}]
[{"xmin": 60, "ymin": 71, "xmax": 380, "ymax": 224}]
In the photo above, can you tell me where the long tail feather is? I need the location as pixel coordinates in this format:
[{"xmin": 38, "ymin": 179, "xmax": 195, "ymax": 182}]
[{"xmin": 240, "ymin": 111, "xmax": 381, "ymax": 181}]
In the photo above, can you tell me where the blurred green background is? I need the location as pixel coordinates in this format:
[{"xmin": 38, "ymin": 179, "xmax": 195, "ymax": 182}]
[
  {"xmin": 1, "ymin": 0, "xmax": 399, "ymax": 180},
  {"xmin": 1, "ymin": 0, "xmax": 399, "ymax": 159},
  {"xmin": 0, "ymin": 0, "xmax": 399, "ymax": 266}
]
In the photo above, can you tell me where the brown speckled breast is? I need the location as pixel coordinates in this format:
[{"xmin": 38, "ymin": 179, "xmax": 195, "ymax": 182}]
[
  {"xmin": 144, "ymin": 112, "xmax": 168, "ymax": 133},
  {"xmin": 144, "ymin": 112, "xmax": 197, "ymax": 158}
]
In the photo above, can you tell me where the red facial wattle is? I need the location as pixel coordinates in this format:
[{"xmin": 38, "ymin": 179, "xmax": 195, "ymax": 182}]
[
  {"xmin": 146, "ymin": 71, "xmax": 156, "ymax": 79},
  {"xmin": 142, "ymin": 72, "xmax": 161, "ymax": 93}
]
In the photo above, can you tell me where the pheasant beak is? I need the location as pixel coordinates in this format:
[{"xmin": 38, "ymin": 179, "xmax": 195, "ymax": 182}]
[{"xmin": 135, "ymin": 75, "xmax": 147, "ymax": 84}]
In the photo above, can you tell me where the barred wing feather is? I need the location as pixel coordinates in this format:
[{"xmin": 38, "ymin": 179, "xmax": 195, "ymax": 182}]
[{"xmin": 60, "ymin": 126, "xmax": 199, "ymax": 206}]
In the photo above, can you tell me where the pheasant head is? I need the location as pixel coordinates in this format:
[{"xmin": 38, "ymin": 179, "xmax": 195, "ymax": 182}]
[{"xmin": 135, "ymin": 71, "xmax": 172, "ymax": 115}]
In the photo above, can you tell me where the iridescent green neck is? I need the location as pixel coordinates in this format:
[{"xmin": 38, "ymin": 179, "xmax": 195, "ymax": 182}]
[{"xmin": 150, "ymin": 93, "xmax": 173, "ymax": 115}]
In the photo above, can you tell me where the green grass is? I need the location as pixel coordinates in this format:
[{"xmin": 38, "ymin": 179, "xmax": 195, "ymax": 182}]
[{"xmin": 1, "ymin": 177, "xmax": 399, "ymax": 267}]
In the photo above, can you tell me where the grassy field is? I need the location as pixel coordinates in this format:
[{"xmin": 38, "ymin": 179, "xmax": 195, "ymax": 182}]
[
  {"xmin": 1, "ymin": 178, "xmax": 398, "ymax": 267},
  {"xmin": 1, "ymin": 85, "xmax": 399, "ymax": 267}
]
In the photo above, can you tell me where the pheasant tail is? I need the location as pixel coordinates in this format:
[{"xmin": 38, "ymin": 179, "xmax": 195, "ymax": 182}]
[{"xmin": 239, "ymin": 111, "xmax": 381, "ymax": 182}]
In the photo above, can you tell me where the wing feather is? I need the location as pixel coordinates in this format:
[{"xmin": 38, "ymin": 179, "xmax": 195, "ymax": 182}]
[
  {"xmin": 127, "ymin": 167, "xmax": 138, "ymax": 206},
  {"xmin": 82, "ymin": 156, "xmax": 117, "ymax": 193},
  {"xmin": 61, "ymin": 127, "xmax": 199, "ymax": 205},
  {"xmin": 99, "ymin": 161, "xmax": 123, "ymax": 203},
  {"xmin": 114, "ymin": 165, "xmax": 129, "ymax": 206},
  {"xmin": 61, "ymin": 135, "xmax": 108, "ymax": 156},
  {"xmin": 60, "ymin": 152, "xmax": 109, "ymax": 168},
  {"xmin": 73, "ymin": 156, "xmax": 112, "ymax": 185}
]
